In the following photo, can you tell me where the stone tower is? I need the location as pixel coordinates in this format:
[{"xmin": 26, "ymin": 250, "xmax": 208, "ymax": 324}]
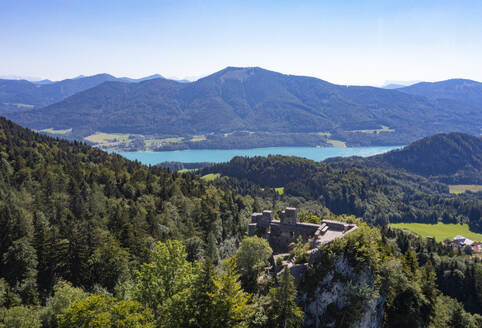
[
  {"xmin": 280, "ymin": 207, "xmax": 297, "ymax": 225},
  {"xmin": 259, "ymin": 210, "xmax": 273, "ymax": 229}
]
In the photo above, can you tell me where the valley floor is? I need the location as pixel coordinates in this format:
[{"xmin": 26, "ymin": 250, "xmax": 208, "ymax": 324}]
[{"xmin": 390, "ymin": 222, "xmax": 482, "ymax": 242}]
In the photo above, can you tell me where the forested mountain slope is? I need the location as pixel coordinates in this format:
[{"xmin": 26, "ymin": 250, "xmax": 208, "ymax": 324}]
[
  {"xmin": 398, "ymin": 78, "xmax": 482, "ymax": 108},
  {"xmin": 0, "ymin": 117, "xmax": 481, "ymax": 327},
  {"xmin": 327, "ymin": 132, "xmax": 482, "ymax": 184},
  {"xmin": 201, "ymin": 155, "xmax": 482, "ymax": 230},
  {"xmin": 0, "ymin": 74, "xmax": 165, "ymax": 114},
  {"xmin": 0, "ymin": 74, "xmax": 119, "ymax": 113},
  {"xmin": 6, "ymin": 67, "xmax": 481, "ymax": 146},
  {"xmin": 0, "ymin": 117, "xmax": 250, "ymax": 301},
  {"xmin": 370, "ymin": 132, "xmax": 481, "ymax": 183}
]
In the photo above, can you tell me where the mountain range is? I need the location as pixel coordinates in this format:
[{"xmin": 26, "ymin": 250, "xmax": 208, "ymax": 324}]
[
  {"xmin": 0, "ymin": 73, "xmax": 165, "ymax": 113},
  {"xmin": 398, "ymin": 78, "xmax": 482, "ymax": 108},
  {"xmin": 2, "ymin": 67, "xmax": 482, "ymax": 148}
]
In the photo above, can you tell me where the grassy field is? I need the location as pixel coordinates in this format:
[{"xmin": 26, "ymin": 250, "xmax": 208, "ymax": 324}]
[
  {"xmin": 201, "ymin": 173, "xmax": 220, "ymax": 181},
  {"xmin": 144, "ymin": 137, "xmax": 183, "ymax": 149},
  {"xmin": 260, "ymin": 187, "xmax": 284, "ymax": 195},
  {"xmin": 348, "ymin": 125, "xmax": 395, "ymax": 134},
  {"xmin": 327, "ymin": 139, "xmax": 346, "ymax": 147},
  {"xmin": 7, "ymin": 103, "xmax": 35, "ymax": 109},
  {"xmin": 190, "ymin": 135, "xmax": 207, "ymax": 142},
  {"xmin": 449, "ymin": 185, "xmax": 482, "ymax": 194},
  {"xmin": 275, "ymin": 187, "xmax": 284, "ymax": 195},
  {"xmin": 223, "ymin": 131, "xmax": 255, "ymax": 137},
  {"xmin": 390, "ymin": 222, "xmax": 482, "ymax": 242},
  {"xmin": 316, "ymin": 132, "xmax": 332, "ymax": 137},
  {"xmin": 39, "ymin": 128, "xmax": 72, "ymax": 135},
  {"xmin": 84, "ymin": 132, "xmax": 134, "ymax": 144},
  {"xmin": 178, "ymin": 168, "xmax": 197, "ymax": 173}
]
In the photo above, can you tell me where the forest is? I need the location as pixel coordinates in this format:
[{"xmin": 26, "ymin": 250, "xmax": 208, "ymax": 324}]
[
  {"xmin": 201, "ymin": 155, "xmax": 481, "ymax": 231},
  {"xmin": 0, "ymin": 117, "xmax": 481, "ymax": 327},
  {"xmin": 328, "ymin": 132, "xmax": 482, "ymax": 184}
]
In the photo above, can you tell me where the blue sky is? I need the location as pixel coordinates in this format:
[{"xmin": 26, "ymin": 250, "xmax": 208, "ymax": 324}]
[{"xmin": 1, "ymin": 0, "xmax": 481, "ymax": 85}]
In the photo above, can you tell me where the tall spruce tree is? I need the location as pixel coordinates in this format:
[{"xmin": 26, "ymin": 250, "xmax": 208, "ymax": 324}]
[
  {"xmin": 214, "ymin": 258, "xmax": 251, "ymax": 328},
  {"xmin": 266, "ymin": 268, "xmax": 303, "ymax": 328},
  {"xmin": 206, "ymin": 231, "xmax": 219, "ymax": 265},
  {"xmin": 191, "ymin": 257, "xmax": 218, "ymax": 328}
]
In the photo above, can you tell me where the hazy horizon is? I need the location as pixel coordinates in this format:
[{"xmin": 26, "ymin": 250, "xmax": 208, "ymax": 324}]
[
  {"xmin": 1, "ymin": 0, "xmax": 481, "ymax": 86},
  {"xmin": 0, "ymin": 69, "xmax": 463, "ymax": 89}
]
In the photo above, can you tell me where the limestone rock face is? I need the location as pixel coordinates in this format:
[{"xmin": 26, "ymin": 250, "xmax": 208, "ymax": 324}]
[{"xmin": 299, "ymin": 255, "xmax": 385, "ymax": 328}]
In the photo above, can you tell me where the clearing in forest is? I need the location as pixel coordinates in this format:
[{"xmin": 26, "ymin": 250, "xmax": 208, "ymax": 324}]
[
  {"xmin": 390, "ymin": 222, "xmax": 482, "ymax": 242},
  {"xmin": 40, "ymin": 128, "xmax": 72, "ymax": 134},
  {"xmin": 448, "ymin": 185, "xmax": 482, "ymax": 194},
  {"xmin": 201, "ymin": 173, "xmax": 221, "ymax": 181}
]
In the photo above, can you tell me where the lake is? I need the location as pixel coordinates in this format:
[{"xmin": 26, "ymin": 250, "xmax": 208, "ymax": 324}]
[{"xmin": 115, "ymin": 146, "xmax": 402, "ymax": 165}]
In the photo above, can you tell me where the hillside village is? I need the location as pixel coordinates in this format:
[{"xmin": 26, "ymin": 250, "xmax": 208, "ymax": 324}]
[{"xmin": 449, "ymin": 235, "xmax": 482, "ymax": 253}]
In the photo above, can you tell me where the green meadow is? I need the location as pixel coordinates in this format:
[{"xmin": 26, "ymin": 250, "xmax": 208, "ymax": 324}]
[
  {"xmin": 40, "ymin": 128, "xmax": 72, "ymax": 135},
  {"xmin": 201, "ymin": 173, "xmax": 221, "ymax": 181},
  {"xmin": 84, "ymin": 132, "xmax": 134, "ymax": 144},
  {"xmin": 348, "ymin": 125, "xmax": 395, "ymax": 134},
  {"xmin": 260, "ymin": 187, "xmax": 285, "ymax": 195},
  {"xmin": 449, "ymin": 185, "xmax": 482, "ymax": 194},
  {"xmin": 327, "ymin": 139, "xmax": 346, "ymax": 147},
  {"xmin": 390, "ymin": 222, "xmax": 482, "ymax": 242},
  {"xmin": 274, "ymin": 187, "xmax": 285, "ymax": 195}
]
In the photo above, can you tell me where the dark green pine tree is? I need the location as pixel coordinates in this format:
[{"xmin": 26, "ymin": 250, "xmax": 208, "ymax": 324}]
[
  {"xmin": 206, "ymin": 231, "xmax": 219, "ymax": 265},
  {"xmin": 420, "ymin": 261, "xmax": 439, "ymax": 324},
  {"xmin": 33, "ymin": 212, "xmax": 53, "ymax": 297},
  {"xmin": 191, "ymin": 257, "xmax": 219, "ymax": 328},
  {"xmin": 267, "ymin": 267, "xmax": 303, "ymax": 328}
]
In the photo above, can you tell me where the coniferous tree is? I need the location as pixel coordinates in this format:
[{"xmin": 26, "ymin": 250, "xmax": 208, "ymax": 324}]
[
  {"xmin": 1, "ymin": 237, "xmax": 39, "ymax": 304},
  {"xmin": 191, "ymin": 257, "xmax": 218, "ymax": 328},
  {"xmin": 420, "ymin": 261, "xmax": 439, "ymax": 323},
  {"xmin": 214, "ymin": 258, "xmax": 251, "ymax": 328},
  {"xmin": 206, "ymin": 231, "xmax": 219, "ymax": 265},
  {"xmin": 266, "ymin": 268, "xmax": 303, "ymax": 328}
]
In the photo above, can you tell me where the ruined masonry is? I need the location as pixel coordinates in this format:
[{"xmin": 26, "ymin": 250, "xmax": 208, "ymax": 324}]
[{"xmin": 248, "ymin": 207, "xmax": 357, "ymax": 254}]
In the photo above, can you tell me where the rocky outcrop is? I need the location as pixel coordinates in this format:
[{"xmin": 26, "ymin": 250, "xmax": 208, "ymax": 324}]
[{"xmin": 298, "ymin": 255, "xmax": 385, "ymax": 328}]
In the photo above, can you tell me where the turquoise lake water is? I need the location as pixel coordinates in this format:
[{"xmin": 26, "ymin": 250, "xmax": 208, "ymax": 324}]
[{"xmin": 115, "ymin": 146, "xmax": 402, "ymax": 165}]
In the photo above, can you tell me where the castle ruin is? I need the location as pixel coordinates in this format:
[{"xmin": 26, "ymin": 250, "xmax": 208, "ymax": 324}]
[{"xmin": 248, "ymin": 207, "xmax": 357, "ymax": 254}]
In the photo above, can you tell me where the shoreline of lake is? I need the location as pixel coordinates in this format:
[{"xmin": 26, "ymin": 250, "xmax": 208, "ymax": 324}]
[{"xmin": 113, "ymin": 145, "xmax": 402, "ymax": 166}]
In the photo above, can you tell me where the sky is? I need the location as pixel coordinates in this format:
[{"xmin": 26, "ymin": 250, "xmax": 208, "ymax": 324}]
[{"xmin": 1, "ymin": 0, "xmax": 481, "ymax": 86}]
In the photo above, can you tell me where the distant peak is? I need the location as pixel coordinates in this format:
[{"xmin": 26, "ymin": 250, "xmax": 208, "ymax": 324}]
[
  {"xmin": 222, "ymin": 66, "xmax": 265, "ymax": 73},
  {"xmin": 91, "ymin": 73, "xmax": 116, "ymax": 78},
  {"xmin": 200, "ymin": 66, "xmax": 275, "ymax": 82},
  {"xmin": 223, "ymin": 66, "xmax": 250, "ymax": 71},
  {"xmin": 217, "ymin": 67, "xmax": 260, "ymax": 81},
  {"xmin": 143, "ymin": 74, "xmax": 164, "ymax": 79},
  {"xmin": 68, "ymin": 73, "xmax": 116, "ymax": 81},
  {"xmin": 403, "ymin": 78, "xmax": 481, "ymax": 88}
]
